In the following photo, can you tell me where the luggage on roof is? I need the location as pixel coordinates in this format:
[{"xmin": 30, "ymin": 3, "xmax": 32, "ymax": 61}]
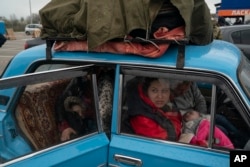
[{"xmin": 39, "ymin": 0, "xmax": 213, "ymax": 50}]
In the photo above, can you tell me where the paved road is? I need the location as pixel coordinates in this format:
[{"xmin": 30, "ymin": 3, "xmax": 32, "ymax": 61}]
[{"xmin": 0, "ymin": 32, "xmax": 32, "ymax": 75}]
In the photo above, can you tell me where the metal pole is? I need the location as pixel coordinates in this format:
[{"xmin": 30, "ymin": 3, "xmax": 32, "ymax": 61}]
[{"xmin": 29, "ymin": 0, "xmax": 32, "ymax": 24}]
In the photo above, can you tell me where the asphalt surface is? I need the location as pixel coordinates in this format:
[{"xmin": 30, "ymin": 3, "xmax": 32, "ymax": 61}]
[{"xmin": 0, "ymin": 32, "xmax": 32, "ymax": 75}]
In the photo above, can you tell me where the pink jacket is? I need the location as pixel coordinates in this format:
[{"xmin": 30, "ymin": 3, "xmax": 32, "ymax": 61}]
[{"xmin": 190, "ymin": 119, "xmax": 234, "ymax": 149}]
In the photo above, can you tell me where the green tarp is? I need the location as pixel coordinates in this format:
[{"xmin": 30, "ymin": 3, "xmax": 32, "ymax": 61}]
[{"xmin": 39, "ymin": 0, "xmax": 212, "ymax": 50}]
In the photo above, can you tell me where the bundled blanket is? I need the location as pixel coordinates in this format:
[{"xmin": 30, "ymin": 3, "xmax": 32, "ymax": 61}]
[{"xmin": 54, "ymin": 26, "xmax": 185, "ymax": 58}]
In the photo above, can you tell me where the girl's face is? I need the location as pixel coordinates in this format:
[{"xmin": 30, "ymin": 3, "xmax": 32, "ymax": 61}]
[{"xmin": 147, "ymin": 79, "xmax": 170, "ymax": 108}]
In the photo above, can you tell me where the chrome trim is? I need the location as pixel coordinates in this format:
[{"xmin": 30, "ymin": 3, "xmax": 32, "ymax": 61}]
[
  {"xmin": 107, "ymin": 164, "xmax": 119, "ymax": 167},
  {"xmin": 114, "ymin": 154, "xmax": 142, "ymax": 167},
  {"xmin": 0, "ymin": 65, "xmax": 94, "ymax": 90}
]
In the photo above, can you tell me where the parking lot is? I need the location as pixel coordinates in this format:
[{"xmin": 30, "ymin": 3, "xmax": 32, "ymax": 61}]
[{"xmin": 0, "ymin": 32, "xmax": 32, "ymax": 75}]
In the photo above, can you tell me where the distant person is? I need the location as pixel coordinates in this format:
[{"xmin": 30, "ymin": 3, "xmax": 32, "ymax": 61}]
[
  {"xmin": 0, "ymin": 21, "xmax": 7, "ymax": 47},
  {"xmin": 218, "ymin": 16, "xmax": 230, "ymax": 26},
  {"xmin": 212, "ymin": 19, "xmax": 222, "ymax": 39},
  {"xmin": 0, "ymin": 33, "xmax": 6, "ymax": 47},
  {"xmin": 233, "ymin": 18, "xmax": 243, "ymax": 25}
]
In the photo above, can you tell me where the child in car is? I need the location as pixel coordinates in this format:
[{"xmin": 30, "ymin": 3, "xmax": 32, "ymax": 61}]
[
  {"xmin": 59, "ymin": 96, "xmax": 96, "ymax": 141},
  {"xmin": 179, "ymin": 110, "xmax": 234, "ymax": 149}
]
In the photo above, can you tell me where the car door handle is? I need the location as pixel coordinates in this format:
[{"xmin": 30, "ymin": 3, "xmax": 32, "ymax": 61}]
[{"xmin": 114, "ymin": 154, "xmax": 143, "ymax": 166}]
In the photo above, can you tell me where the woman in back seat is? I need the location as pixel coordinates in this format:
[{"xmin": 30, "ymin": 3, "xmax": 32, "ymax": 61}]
[
  {"xmin": 126, "ymin": 77, "xmax": 182, "ymax": 141},
  {"xmin": 56, "ymin": 68, "xmax": 114, "ymax": 141},
  {"xmin": 55, "ymin": 76, "xmax": 97, "ymax": 141}
]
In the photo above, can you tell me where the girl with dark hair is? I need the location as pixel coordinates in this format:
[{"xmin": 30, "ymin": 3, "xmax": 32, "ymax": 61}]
[
  {"xmin": 126, "ymin": 77, "xmax": 182, "ymax": 141},
  {"xmin": 56, "ymin": 76, "xmax": 97, "ymax": 141}
]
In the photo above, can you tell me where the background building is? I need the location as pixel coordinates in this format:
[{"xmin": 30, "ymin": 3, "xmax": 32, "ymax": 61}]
[{"xmin": 215, "ymin": 0, "xmax": 250, "ymax": 24}]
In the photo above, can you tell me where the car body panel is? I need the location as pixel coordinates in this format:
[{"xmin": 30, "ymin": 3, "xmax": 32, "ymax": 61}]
[
  {"xmin": 108, "ymin": 135, "xmax": 229, "ymax": 167},
  {"xmin": 5, "ymin": 133, "xmax": 109, "ymax": 167}
]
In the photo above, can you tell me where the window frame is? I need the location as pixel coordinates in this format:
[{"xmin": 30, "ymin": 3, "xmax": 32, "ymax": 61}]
[
  {"xmin": 0, "ymin": 64, "xmax": 110, "ymax": 164},
  {"xmin": 231, "ymin": 29, "xmax": 250, "ymax": 45},
  {"xmin": 119, "ymin": 65, "xmax": 250, "ymax": 151}
]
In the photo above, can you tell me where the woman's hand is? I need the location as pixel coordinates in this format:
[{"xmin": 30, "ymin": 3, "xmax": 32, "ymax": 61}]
[{"xmin": 60, "ymin": 127, "xmax": 77, "ymax": 141}]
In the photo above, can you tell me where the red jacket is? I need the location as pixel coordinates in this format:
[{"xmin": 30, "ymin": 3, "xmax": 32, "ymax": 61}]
[
  {"xmin": 129, "ymin": 84, "xmax": 182, "ymax": 141},
  {"xmin": 130, "ymin": 112, "xmax": 181, "ymax": 140}
]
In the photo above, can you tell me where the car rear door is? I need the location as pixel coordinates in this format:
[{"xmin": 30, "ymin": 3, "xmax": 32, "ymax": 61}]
[
  {"xmin": 0, "ymin": 65, "xmax": 109, "ymax": 167},
  {"xmin": 107, "ymin": 65, "xmax": 231, "ymax": 167}
]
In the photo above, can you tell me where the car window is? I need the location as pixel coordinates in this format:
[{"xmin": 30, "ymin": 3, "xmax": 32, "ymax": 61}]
[
  {"xmin": 231, "ymin": 31, "xmax": 241, "ymax": 44},
  {"xmin": 241, "ymin": 29, "xmax": 250, "ymax": 44},
  {"xmin": 15, "ymin": 76, "xmax": 97, "ymax": 150},
  {"xmin": 0, "ymin": 64, "xmax": 115, "ymax": 163},
  {"xmin": 120, "ymin": 67, "xmax": 250, "ymax": 152},
  {"xmin": 238, "ymin": 56, "xmax": 250, "ymax": 99},
  {"xmin": 215, "ymin": 88, "xmax": 250, "ymax": 150},
  {"xmin": 232, "ymin": 29, "xmax": 250, "ymax": 45}
]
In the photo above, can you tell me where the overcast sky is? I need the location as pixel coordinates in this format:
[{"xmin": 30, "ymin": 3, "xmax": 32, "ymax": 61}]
[{"xmin": 0, "ymin": 0, "xmax": 221, "ymax": 19}]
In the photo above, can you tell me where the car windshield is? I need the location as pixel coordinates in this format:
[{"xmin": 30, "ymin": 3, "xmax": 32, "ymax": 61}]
[{"xmin": 238, "ymin": 55, "xmax": 250, "ymax": 99}]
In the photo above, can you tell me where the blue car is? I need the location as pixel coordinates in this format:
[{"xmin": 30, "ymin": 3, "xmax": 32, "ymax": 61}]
[{"xmin": 0, "ymin": 40, "xmax": 250, "ymax": 167}]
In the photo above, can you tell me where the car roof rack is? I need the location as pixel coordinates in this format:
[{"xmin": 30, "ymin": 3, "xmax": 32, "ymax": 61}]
[{"xmin": 45, "ymin": 37, "xmax": 189, "ymax": 69}]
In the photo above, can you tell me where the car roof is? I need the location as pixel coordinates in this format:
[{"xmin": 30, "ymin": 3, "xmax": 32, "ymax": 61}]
[{"xmin": 6, "ymin": 40, "xmax": 241, "ymax": 80}]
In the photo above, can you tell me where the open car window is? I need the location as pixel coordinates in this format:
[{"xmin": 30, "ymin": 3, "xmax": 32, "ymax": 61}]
[{"xmin": 0, "ymin": 64, "xmax": 110, "ymax": 163}]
